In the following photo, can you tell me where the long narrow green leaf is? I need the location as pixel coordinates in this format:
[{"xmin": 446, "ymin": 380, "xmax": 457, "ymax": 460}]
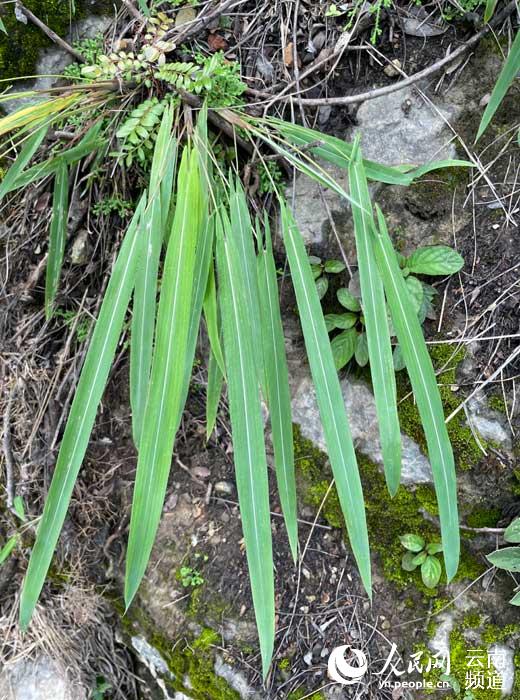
[
  {"xmin": 371, "ymin": 205, "xmax": 459, "ymax": 580},
  {"xmin": 257, "ymin": 217, "xmax": 298, "ymax": 562},
  {"xmin": 125, "ymin": 147, "xmax": 203, "ymax": 607},
  {"xmin": 484, "ymin": 0, "xmax": 497, "ymax": 22},
  {"xmin": 265, "ymin": 118, "xmax": 472, "ymax": 185},
  {"xmin": 216, "ymin": 210, "xmax": 274, "ymax": 678},
  {"xmin": 160, "ymin": 136, "xmax": 178, "ymax": 235},
  {"xmin": 203, "ymin": 262, "xmax": 226, "ymax": 376},
  {"xmin": 20, "ymin": 195, "xmax": 147, "ymax": 629},
  {"xmin": 206, "ymin": 345, "xmax": 224, "ymax": 441},
  {"xmin": 0, "ymin": 125, "xmax": 47, "ymax": 202},
  {"xmin": 476, "ymin": 29, "xmax": 520, "ymax": 142},
  {"xmin": 130, "ymin": 106, "xmax": 174, "ymax": 447},
  {"xmin": 229, "ymin": 180, "xmax": 264, "ymax": 387},
  {"xmin": 280, "ymin": 202, "xmax": 371, "ymax": 596},
  {"xmin": 44, "ymin": 161, "xmax": 69, "ymax": 319},
  {"xmin": 9, "ymin": 121, "xmax": 104, "ymax": 193},
  {"xmin": 348, "ymin": 140, "xmax": 401, "ymax": 495}
]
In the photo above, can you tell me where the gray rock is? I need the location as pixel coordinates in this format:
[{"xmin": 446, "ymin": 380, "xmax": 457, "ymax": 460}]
[
  {"xmin": 4, "ymin": 16, "xmax": 111, "ymax": 114},
  {"xmin": 466, "ymin": 392, "xmax": 512, "ymax": 451},
  {"xmin": 402, "ymin": 7, "xmax": 448, "ymax": 37},
  {"xmin": 70, "ymin": 229, "xmax": 90, "ymax": 265},
  {"xmin": 291, "ymin": 374, "xmax": 433, "ymax": 484},
  {"xmin": 428, "ymin": 612, "xmax": 454, "ymax": 659},
  {"xmin": 214, "ymin": 656, "xmax": 261, "ymax": 699},
  {"xmin": 285, "ymin": 163, "xmax": 347, "ymax": 248},
  {"xmin": 131, "ymin": 637, "xmax": 176, "ymax": 700},
  {"xmin": 0, "ymin": 656, "xmax": 81, "ymax": 700},
  {"xmin": 352, "ymin": 86, "xmax": 457, "ymax": 167}
]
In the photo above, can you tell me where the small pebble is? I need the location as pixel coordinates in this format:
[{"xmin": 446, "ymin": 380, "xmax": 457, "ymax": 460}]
[
  {"xmin": 214, "ymin": 480, "xmax": 234, "ymax": 495},
  {"xmin": 384, "ymin": 59, "xmax": 402, "ymax": 78}
]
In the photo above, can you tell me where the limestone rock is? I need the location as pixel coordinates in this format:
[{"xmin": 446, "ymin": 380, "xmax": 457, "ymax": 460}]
[
  {"xmin": 291, "ymin": 374, "xmax": 433, "ymax": 484},
  {"xmin": 352, "ymin": 85, "xmax": 457, "ymax": 167},
  {"xmin": 0, "ymin": 656, "xmax": 82, "ymax": 700}
]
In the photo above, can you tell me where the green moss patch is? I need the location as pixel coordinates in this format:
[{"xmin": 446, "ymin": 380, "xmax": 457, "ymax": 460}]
[
  {"xmin": 397, "ymin": 344, "xmax": 484, "ymax": 471},
  {"xmin": 112, "ymin": 597, "xmax": 240, "ymax": 699},
  {"xmin": 0, "ymin": 0, "xmax": 110, "ymax": 81},
  {"xmin": 294, "ymin": 426, "xmax": 482, "ymax": 598}
]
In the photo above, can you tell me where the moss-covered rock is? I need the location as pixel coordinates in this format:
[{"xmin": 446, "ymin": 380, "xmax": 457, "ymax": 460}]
[
  {"xmin": 0, "ymin": 0, "xmax": 109, "ymax": 80},
  {"xmin": 112, "ymin": 596, "xmax": 242, "ymax": 699},
  {"xmin": 294, "ymin": 425, "xmax": 482, "ymax": 598},
  {"xmin": 396, "ymin": 344, "xmax": 485, "ymax": 472}
]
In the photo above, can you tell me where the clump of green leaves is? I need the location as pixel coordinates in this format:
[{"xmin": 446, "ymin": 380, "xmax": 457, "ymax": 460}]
[
  {"xmin": 178, "ymin": 566, "xmax": 204, "ymax": 588},
  {"xmin": 114, "ymin": 97, "xmax": 173, "ymax": 167},
  {"xmin": 92, "ymin": 196, "xmax": 134, "ymax": 218},
  {"xmin": 400, "ymin": 533, "xmax": 443, "ymax": 589},
  {"xmin": 486, "ymin": 517, "xmax": 520, "ymax": 605},
  {"xmin": 258, "ymin": 161, "xmax": 284, "ymax": 194},
  {"xmin": 62, "ymin": 35, "xmax": 104, "ymax": 81},
  {"xmin": 55, "ymin": 308, "xmax": 91, "ymax": 343},
  {"xmin": 91, "ymin": 677, "xmax": 112, "ymax": 700},
  {"xmin": 315, "ymin": 244, "xmax": 463, "ymax": 372},
  {"xmin": 156, "ymin": 52, "xmax": 245, "ymax": 107}
]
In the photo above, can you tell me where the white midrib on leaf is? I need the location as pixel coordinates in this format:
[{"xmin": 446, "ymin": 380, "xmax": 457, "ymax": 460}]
[
  {"xmin": 223, "ymin": 236, "xmax": 263, "ymax": 584},
  {"xmin": 35, "ymin": 212, "xmax": 142, "ymax": 581},
  {"xmin": 285, "ymin": 218, "xmax": 357, "ymax": 515},
  {"xmin": 261, "ymin": 251, "xmax": 290, "ymax": 501},
  {"xmin": 376, "ymin": 233, "xmax": 453, "ymax": 521}
]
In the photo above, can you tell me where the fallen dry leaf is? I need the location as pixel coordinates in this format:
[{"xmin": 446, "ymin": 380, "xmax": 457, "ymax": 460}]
[
  {"xmin": 208, "ymin": 33, "xmax": 228, "ymax": 51},
  {"xmin": 283, "ymin": 41, "xmax": 294, "ymax": 67}
]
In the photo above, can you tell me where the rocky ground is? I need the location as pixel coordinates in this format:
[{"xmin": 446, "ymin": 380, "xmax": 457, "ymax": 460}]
[{"xmin": 0, "ymin": 2, "xmax": 519, "ymax": 699}]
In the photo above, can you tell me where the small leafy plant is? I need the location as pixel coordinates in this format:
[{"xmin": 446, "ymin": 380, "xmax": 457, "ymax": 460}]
[
  {"xmin": 316, "ymin": 244, "xmax": 464, "ymax": 372},
  {"xmin": 0, "ymin": 497, "xmax": 26, "ymax": 568},
  {"xmin": 486, "ymin": 517, "xmax": 520, "ymax": 605},
  {"xmin": 91, "ymin": 676, "xmax": 112, "ymax": 700},
  {"xmin": 400, "ymin": 533, "xmax": 444, "ymax": 589},
  {"xmin": 178, "ymin": 566, "xmax": 204, "ymax": 588}
]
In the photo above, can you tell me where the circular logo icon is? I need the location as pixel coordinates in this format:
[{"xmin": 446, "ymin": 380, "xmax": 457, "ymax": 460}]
[{"xmin": 328, "ymin": 645, "xmax": 368, "ymax": 685}]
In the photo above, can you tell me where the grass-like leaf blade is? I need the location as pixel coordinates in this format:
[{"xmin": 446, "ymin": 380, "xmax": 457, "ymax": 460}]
[
  {"xmin": 371, "ymin": 205, "xmax": 459, "ymax": 580},
  {"xmin": 20, "ymin": 194, "xmax": 146, "ymax": 629},
  {"xmin": 257, "ymin": 217, "xmax": 298, "ymax": 562},
  {"xmin": 44, "ymin": 161, "xmax": 69, "ymax": 319},
  {"xmin": 476, "ymin": 29, "xmax": 520, "ymax": 141},
  {"xmin": 216, "ymin": 210, "xmax": 274, "ymax": 678},
  {"xmin": 130, "ymin": 106, "xmax": 174, "ymax": 447},
  {"xmin": 125, "ymin": 147, "xmax": 203, "ymax": 607},
  {"xmin": 348, "ymin": 140, "xmax": 401, "ymax": 495},
  {"xmin": 0, "ymin": 125, "xmax": 47, "ymax": 202},
  {"xmin": 280, "ymin": 202, "xmax": 371, "ymax": 596},
  {"xmin": 266, "ymin": 118, "xmax": 472, "ymax": 185},
  {"xmin": 206, "ymin": 346, "xmax": 224, "ymax": 441},
  {"xmin": 9, "ymin": 122, "xmax": 104, "ymax": 193},
  {"xmin": 203, "ymin": 262, "xmax": 226, "ymax": 376}
]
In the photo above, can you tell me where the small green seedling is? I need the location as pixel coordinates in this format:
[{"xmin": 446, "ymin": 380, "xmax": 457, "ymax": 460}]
[
  {"xmin": 486, "ymin": 517, "xmax": 520, "ymax": 605},
  {"xmin": 179, "ymin": 566, "xmax": 204, "ymax": 588},
  {"xmin": 91, "ymin": 676, "xmax": 112, "ymax": 700},
  {"xmin": 400, "ymin": 533, "xmax": 443, "ymax": 589},
  {"xmin": 314, "ymin": 244, "xmax": 464, "ymax": 372},
  {"xmin": 0, "ymin": 496, "xmax": 26, "ymax": 568}
]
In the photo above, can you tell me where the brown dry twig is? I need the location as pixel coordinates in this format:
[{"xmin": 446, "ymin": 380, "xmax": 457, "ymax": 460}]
[
  {"xmin": 15, "ymin": 1, "xmax": 86, "ymax": 63},
  {"xmin": 262, "ymin": 0, "xmax": 518, "ymax": 107}
]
